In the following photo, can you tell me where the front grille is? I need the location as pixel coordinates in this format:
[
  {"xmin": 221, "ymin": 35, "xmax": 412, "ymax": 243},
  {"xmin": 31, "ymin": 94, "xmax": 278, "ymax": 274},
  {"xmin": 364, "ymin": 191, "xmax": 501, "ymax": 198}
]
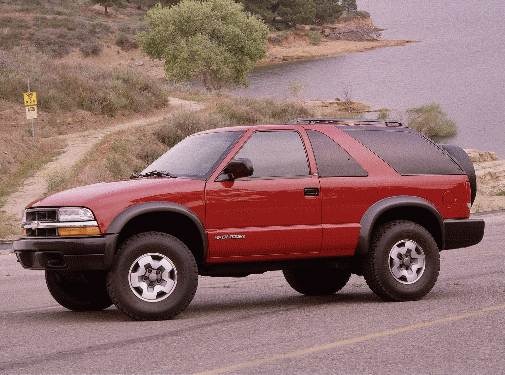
[
  {"xmin": 25, "ymin": 228, "xmax": 58, "ymax": 237},
  {"xmin": 26, "ymin": 209, "xmax": 57, "ymax": 223},
  {"xmin": 24, "ymin": 209, "xmax": 58, "ymax": 237}
]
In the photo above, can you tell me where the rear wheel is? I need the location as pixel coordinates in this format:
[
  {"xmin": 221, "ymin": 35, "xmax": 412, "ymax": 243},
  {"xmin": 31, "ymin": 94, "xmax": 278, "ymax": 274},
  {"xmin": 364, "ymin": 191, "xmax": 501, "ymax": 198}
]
[
  {"xmin": 283, "ymin": 267, "xmax": 351, "ymax": 296},
  {"xmin": 107, "ymin": 232, "xmax": 198, "ymax": 321},
  {"xmin": 363, "ymin": 220, "xmax": 440, "ymax": 301},
  {"xmin": 45, "ymin": 270, "xmax": 112, "ymax": 311}
]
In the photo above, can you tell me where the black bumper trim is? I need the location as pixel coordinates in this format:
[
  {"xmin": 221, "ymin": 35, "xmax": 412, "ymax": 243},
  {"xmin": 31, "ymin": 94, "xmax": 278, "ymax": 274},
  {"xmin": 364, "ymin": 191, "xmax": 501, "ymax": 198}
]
[
  {"xmin": 443, "ymin": 218, "xmax": 485, "ymax": 250},
  {"xmin": 13, "ymin": 234, "xmax": 118, "ymax": 270}
]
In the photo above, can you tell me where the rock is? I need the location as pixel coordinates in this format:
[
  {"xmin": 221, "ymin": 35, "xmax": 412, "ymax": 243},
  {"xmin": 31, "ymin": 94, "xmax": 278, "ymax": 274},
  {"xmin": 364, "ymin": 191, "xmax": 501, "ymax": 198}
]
[{"xmin": 465, "ymin": 149, "xmax": 498, "ymax": 163}]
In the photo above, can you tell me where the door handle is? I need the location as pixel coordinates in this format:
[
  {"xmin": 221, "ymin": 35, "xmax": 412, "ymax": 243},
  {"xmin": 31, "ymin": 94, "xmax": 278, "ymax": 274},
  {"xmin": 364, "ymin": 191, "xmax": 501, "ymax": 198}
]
[{"xmin": 304, "ymin": 187, "xmax": 319, "ymax": 197}]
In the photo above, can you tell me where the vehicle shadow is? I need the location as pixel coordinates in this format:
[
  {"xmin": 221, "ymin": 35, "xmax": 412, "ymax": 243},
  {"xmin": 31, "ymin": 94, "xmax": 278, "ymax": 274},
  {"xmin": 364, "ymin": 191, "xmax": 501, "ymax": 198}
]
[
  {"xmin": 4, "ymin": 291, "xmax": 378, "ymax": 323},
  {"xmin": 4, "ymin": 288, "xmax": 455, "ymax": 324}
]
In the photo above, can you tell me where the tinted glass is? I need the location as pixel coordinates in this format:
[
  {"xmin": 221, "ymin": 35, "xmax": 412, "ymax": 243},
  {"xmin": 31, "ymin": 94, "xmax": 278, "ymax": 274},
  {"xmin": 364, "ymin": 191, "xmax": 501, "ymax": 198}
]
[
  {"xmin": 343, "ymin": 129, "xmax": 464, "ymax": 175},
  {"xmin": 307, "ymin": 130, "xmax": 367, "ymax": 177},
  {"xmin": 234, "ymin": 131, "xmax": 309, "ymax": 178},
  {"xmin": 143, "ymin": 131, "xmax": 243, "ymax": 178}
]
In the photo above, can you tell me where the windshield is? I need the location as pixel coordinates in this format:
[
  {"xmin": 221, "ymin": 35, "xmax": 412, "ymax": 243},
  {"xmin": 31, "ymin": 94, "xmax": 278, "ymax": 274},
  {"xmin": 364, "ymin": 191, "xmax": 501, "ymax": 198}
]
[{"xmin": 142, "ymin": 131, "xmax": 243, "ymax": 179}]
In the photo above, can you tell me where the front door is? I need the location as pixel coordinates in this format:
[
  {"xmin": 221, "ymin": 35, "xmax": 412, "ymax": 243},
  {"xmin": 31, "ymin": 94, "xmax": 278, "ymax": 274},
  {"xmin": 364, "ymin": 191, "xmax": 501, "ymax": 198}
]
[{"xmin": 205, "ymin": 129, "xmax": 322, "ymax": 262}]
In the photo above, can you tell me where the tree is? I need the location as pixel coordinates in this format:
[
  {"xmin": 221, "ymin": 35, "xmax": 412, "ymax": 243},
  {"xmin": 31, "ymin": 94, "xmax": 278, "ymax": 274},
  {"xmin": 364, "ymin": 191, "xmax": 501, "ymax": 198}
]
[
  {"xmin": 91, "ymin": 0, "xmax": 122, "ymax": 15},
  {"xmin": 139, "ymin": 0, "xmax": 268, "ymax": 89},
  {"xmin": 314, "ymin": 0, "xmax": 343, "ymax": 24}
]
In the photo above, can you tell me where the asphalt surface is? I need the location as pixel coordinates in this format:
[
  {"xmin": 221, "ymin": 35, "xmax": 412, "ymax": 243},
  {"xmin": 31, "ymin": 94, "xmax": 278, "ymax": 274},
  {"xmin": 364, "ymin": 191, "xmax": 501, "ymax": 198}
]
[{"xmin": 0, "ymin": 212, "xmax": 504, "ymax": 374}]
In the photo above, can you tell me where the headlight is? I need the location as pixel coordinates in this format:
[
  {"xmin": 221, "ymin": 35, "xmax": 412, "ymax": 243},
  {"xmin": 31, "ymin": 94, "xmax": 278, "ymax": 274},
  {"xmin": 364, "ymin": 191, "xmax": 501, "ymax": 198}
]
[{"xmin": 58, "ymin": 207, "xmax": 95, "ymax": 222}]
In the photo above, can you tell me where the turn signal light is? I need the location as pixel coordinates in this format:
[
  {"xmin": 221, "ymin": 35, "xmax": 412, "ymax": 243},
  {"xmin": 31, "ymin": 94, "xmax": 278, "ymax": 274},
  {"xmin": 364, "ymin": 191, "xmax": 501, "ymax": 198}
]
[{"xmin": 58, "ymin": 226, "xmax": 101, "ymax": 237}]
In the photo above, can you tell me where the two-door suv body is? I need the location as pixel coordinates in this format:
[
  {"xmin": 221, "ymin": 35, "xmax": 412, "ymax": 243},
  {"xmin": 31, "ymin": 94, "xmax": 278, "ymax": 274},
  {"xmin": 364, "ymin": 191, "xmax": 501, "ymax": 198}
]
[{"xmin": 14, "ymin": 119, "xmax": 485, "ymax": 320}]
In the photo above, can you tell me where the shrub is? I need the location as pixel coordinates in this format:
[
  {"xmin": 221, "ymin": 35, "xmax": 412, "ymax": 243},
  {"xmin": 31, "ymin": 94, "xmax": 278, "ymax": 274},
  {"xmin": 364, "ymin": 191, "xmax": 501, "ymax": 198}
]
[
  {"xmin": 79, "ymin": 42, "xmax": 102, "ymax": 57},
  {"xmin": 307, "ymin": 30, "xmax": 322, "ymax": 45},
  {"xmin": 214, "ymin": 97, "xmax": 312, "ymax": 124},
  {"xmin": 377, "ymin": 108, "xmax": 390, "ymax": 120},
  {"xmin": 115, "ymin": 32, "xmax": 138, "ymax": 51},
  {"xmin": 406, "ymin": 103, "xmax": 457, "ymax": 140},
  {"xmin": 154, "ymin": 111, "xmax": 220, "ymax": 147},
  {"xmin": 139, "ymin": 0, "xmax": 268, "ymax": 89}
]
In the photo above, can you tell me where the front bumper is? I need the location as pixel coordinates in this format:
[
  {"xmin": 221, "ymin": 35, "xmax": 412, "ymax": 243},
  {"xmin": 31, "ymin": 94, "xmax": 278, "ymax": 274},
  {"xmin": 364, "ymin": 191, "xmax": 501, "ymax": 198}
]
[
  {"xmin": 13, "ymin": 234, "xmax": 118, "ymax": 271},
  {"xmin": 443, "ymin": 218, "xmax": 485, "ymax": 250}
]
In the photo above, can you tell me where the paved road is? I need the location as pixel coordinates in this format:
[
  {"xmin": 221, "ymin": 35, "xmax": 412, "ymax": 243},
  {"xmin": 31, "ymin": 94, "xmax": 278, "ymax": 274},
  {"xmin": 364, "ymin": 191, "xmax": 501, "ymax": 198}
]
[{"xmin": 0, "ymin": 212, "xmax": 504, "ymax": 374}]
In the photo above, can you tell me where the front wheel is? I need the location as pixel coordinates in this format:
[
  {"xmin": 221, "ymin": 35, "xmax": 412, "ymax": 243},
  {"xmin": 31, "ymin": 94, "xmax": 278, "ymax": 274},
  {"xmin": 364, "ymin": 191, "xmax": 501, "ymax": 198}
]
[
  {"xmin": 362, "ymin": 220, "xmax": 440, "ymax": 301},
  {"xmin": 283, "ymin": 267, "xmax": 351, "ymax": 296},
  {"xmin": 45, "ymin": 270, "xmax": 112, "ymax": 311},
  {"xmin": 107, "ymin": 232, "xmax": 198, "ymax": 321}
]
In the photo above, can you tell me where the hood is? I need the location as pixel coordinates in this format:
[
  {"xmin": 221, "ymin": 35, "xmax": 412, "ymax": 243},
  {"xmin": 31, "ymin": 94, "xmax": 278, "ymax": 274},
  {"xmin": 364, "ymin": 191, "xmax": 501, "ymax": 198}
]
[{"xmin": 31, "ymin": 178, "xmax": 206, "ymax": 232}]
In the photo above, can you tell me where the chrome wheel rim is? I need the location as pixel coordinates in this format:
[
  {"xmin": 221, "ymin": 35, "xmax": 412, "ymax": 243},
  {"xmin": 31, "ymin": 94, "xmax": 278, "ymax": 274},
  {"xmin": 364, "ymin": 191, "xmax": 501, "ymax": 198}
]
[
  {"xmin": 128, "ymin": 253, "xmax": 177, "ymax": 302},
  {"xmin": 388, "ymin": 239, "xmax": 426, "ymax": 285}
]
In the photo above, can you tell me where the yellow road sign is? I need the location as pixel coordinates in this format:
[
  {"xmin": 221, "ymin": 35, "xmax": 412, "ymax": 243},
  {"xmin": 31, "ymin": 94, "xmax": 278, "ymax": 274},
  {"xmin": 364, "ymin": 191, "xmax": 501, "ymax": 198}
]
[
  {"xmin": 25, "ymin": 105, "xmax": 38, "ymax": 120},
  {"xmin": 23, "ymin": 91, "xmax": 37, "ymax": 106}
]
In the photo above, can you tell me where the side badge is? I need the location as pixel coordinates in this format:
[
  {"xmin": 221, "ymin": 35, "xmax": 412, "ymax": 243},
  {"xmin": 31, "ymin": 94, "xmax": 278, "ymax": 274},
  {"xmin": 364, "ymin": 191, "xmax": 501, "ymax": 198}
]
[{"xmin": 215, "ymin": 234, "xmax": 246, "ymax": 240}]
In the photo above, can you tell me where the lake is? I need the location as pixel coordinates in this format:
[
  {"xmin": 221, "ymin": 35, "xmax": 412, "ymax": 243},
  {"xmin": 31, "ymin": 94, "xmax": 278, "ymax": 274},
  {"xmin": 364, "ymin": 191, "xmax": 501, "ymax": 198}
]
[{"xmin": 235, "ymin": 0, "xmax": 505, "ymax": 155}]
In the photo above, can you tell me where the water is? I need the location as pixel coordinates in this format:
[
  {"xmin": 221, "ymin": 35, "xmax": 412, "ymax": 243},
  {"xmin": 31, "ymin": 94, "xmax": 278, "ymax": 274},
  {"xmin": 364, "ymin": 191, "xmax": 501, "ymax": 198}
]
[{"xmin": 235, "ymin": 0, "xmax": 505, "ymax": 155}]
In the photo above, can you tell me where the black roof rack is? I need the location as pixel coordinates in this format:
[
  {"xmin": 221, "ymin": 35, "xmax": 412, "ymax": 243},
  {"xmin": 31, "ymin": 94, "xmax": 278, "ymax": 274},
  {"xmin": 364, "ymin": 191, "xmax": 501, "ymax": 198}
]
[{"xmin": 295, "ymin": 118, "xmax": 404, "ymax": 128}]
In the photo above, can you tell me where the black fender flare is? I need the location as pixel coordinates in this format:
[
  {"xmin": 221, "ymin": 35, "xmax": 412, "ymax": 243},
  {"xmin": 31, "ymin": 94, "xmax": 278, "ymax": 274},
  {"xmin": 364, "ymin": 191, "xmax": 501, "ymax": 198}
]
[
  {"xmin": 104, "ymin": 202, "xmax": 207, "ymax": 266},
  {"xmin": 356, "ymin": 196, "xmax": 443, "ymax": 256}
]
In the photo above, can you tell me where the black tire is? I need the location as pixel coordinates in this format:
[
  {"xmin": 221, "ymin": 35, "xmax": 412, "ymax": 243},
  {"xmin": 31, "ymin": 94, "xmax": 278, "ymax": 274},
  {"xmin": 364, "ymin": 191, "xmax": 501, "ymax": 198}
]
[
  {"xmin": 363, "ymin": 220, "xmax": 440, "ymax": 302},
  {"xmin": 107, "ymin": 232, "xmax": 198, "ymax": 321},
  {"xmin": 45, "ymin": 270, "xmax": 112, "ymax": 311},
  {"xmin": 440, "ymin": 144, "xmax": 477, "ymax": 204},
  {"xmin": 283, "ymin": 267, "xmax": 351, "ymax": 296}
]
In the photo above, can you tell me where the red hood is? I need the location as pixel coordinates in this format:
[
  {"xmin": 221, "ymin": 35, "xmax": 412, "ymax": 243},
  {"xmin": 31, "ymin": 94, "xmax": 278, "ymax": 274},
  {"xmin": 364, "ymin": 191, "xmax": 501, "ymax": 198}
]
[{"xmin": 32, "ymin": 178, "xmax": 206, "ymax": 232}]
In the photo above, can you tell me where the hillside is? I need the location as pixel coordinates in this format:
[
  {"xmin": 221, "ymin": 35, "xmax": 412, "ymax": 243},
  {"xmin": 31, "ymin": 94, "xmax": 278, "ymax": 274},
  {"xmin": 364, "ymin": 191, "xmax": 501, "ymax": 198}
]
[{"xmin": 0, "ymin": 0, "xmax": 414, "ymax": 238}]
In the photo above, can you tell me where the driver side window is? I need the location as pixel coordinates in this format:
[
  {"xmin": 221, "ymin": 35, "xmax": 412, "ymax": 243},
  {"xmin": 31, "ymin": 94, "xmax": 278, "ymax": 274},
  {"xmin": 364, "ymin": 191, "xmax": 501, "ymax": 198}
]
[{"xmin": 234, "ymin": 131, "xmax": 309, "ymax": 178}]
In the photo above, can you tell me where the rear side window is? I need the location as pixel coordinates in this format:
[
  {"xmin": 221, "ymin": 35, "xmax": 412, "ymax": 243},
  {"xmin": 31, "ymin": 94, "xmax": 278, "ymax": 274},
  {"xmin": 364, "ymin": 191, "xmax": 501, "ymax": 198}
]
[
  {"xmin": 306, "ymin": 130, "xmax": 367, "ymax": 177},
  {"xmin": 343, "ymin": 129, "xmax": 464, "ymax": 175},
  {"xmin": 234, "ymin": 131, "xmax": 309, "ymax": 178}
]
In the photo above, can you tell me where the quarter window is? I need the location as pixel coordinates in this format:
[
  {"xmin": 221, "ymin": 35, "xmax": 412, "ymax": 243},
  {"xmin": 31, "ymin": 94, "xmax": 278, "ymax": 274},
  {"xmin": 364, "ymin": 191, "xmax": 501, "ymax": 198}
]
[
  {"xmin": 307, "ymin": 130, "xmax": 367, "ymax": 177},
  {"xmin": 343, "ymin": 129, "xmax": 464, "ymax": 175},
  {"xmin": 234, "ymin": 131, "xmax": 309, "ymax": 178}
]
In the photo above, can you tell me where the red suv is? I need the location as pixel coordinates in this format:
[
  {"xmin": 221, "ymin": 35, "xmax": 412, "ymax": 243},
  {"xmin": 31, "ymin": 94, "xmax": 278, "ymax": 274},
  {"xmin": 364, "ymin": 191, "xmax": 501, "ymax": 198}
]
[{"xmin": 14, "ymin": 119, "xmax": 485, "ymax": 320}]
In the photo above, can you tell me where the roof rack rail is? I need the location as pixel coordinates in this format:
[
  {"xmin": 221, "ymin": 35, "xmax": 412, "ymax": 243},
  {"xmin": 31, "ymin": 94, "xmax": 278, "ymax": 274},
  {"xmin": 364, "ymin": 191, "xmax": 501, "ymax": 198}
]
[{"xmin": 295, "ymin": 118, "xmax": 404, "ymax": 128}]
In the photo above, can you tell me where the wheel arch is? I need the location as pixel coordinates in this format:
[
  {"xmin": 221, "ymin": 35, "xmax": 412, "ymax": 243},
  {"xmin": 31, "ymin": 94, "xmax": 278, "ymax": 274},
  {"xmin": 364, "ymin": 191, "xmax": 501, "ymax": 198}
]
[
  {"xmin": 105, "ymin": 202, "xmax": 207, "ymax": 267},
  {"xmin": 356, "ymin": 196, "xmax": 443, "ymax": 256}
]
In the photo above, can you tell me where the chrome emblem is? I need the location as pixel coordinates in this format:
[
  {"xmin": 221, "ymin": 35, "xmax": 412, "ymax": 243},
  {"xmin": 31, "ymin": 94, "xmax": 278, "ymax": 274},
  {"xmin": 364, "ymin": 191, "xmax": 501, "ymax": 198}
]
[
  {"xmin": 29, "ymin": 221, "xmax": 40, "ymax": 230},
  {"xmin": 215, "ymin": 234, "xmax": 246, "ymax": 240}
]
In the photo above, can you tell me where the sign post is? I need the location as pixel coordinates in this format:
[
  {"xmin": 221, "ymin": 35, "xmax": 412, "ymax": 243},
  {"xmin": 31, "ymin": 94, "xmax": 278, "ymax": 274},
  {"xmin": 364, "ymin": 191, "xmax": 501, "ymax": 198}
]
[{"xmin": 23, "ymin": 83, "xmax": 37, "ymax": 138}]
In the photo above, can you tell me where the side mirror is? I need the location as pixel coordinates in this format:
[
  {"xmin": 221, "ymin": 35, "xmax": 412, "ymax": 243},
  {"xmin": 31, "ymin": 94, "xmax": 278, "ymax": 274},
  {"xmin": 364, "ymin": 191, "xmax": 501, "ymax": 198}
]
[{"xmin": 217, "ymin": 158, "xmax": 254, "ymax": 181}]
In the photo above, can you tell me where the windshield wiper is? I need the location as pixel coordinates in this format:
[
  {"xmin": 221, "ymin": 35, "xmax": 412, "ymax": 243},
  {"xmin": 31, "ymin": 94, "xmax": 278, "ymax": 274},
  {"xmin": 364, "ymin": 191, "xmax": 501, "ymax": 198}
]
[{"xmin": 130, "ymin": 170, "xmax": 177, "ymax": 179}]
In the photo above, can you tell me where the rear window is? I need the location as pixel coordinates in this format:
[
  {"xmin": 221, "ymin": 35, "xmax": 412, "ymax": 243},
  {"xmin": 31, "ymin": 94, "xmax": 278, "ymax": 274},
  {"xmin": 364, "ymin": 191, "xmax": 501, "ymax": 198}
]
[
  {"xmin": 343, "ymin": 129, "xmax": 464, "ymax": 175},
  {"xmin": 306, "ymin": 130, "xmax": 367, "ymax": 177}
]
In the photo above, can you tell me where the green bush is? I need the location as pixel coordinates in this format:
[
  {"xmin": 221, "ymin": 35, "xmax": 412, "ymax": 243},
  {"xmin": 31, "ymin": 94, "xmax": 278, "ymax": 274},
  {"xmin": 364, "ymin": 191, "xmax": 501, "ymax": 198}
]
[
  {"xmin": 406, "ymin": 103, "xmax": 457, "ymax": 140},
  {"xmin": 139, "ymin": 0, "xmax": 268, "ymax": 90}
]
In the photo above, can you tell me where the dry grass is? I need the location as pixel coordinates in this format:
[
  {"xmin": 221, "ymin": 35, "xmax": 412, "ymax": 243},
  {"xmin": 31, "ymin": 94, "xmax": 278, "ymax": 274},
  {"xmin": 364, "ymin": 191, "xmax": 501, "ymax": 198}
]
[
  {"xmin": 0, "ymin": 0, "xmax": 145, "ymax": 57},
  {"xmin": 0, "ymin": 211, "xmax": 19, "ymax": 239},
  {"xmin": 0, "ymin": 50, "xmax": 167, "ymax": 117},
  {"xmin": 0, "ymin": 135, "xmax": 64, "ymax": 206}
]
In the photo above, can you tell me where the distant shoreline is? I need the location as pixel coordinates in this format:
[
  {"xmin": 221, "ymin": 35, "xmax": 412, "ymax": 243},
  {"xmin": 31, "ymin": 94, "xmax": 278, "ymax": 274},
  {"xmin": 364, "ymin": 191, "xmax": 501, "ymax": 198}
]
[{"xmin": 260, "ymin": 39, "xmax": 414, "ymax": 66}]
